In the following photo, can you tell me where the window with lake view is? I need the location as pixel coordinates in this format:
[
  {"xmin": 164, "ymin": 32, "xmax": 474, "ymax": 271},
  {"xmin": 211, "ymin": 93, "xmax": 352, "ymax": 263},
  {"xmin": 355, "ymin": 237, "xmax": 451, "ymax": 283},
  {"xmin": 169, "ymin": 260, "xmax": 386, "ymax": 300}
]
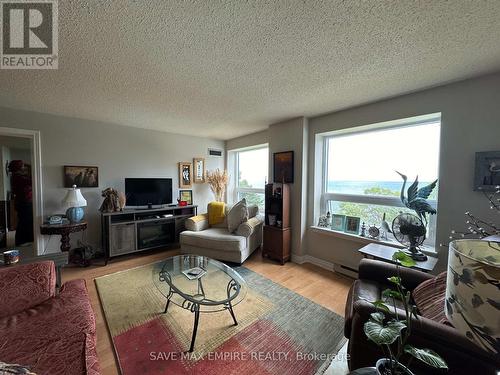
[
  {"xmin": 234, "ymin": 146, "xmax": 268, "ymax": 211},
  {"xmin": 322, "ymin": 119, "xmax": 441, "ymax": 246}
]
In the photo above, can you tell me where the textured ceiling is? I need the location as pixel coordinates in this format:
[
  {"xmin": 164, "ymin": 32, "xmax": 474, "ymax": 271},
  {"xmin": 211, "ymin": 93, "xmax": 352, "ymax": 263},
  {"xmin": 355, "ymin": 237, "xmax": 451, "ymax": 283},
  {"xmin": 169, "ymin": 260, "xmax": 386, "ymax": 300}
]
[{"xmin": 1, "ymin": 1, "xmax": 500, "ymax": 140}]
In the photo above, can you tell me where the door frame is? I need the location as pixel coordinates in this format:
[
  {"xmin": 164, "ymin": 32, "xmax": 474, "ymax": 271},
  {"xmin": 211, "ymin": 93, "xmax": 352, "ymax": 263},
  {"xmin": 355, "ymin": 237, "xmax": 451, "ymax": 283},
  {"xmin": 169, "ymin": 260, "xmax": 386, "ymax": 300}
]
[{"xmin": 0, "ymin": 127, "xmax": 43, "ymax": 256}]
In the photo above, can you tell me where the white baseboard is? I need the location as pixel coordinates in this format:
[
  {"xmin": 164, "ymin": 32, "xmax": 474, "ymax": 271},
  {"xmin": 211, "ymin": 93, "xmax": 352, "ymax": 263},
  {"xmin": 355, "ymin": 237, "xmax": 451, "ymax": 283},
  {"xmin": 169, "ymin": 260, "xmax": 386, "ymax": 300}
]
[{"xmin": 291, "ymin": 253, "xmax": 358, "ymax": 279}]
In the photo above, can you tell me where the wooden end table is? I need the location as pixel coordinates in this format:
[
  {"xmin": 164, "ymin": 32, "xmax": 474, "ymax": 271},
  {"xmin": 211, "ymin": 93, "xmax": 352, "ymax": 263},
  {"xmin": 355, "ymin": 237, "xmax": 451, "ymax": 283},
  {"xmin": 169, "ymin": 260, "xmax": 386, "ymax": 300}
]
[
  {"xmin": 358, "ymin": 243, "xmax": 438, "ymax": 273},
  {"xmin": 40, "ymin": 221, "xmax": 88, "ymax": 253}
]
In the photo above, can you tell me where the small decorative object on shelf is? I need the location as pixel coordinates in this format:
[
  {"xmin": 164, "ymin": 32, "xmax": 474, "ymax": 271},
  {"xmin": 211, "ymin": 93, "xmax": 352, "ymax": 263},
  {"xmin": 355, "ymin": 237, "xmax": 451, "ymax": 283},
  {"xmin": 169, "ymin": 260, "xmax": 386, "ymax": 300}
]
[
  {"xmin": 446, "ymin": 239, "xmax": 500, "ymax": 355},
  {"xmin": 360, "ymin": 221, "xmax": 367, "ymax": 237},
  {"xmin": 206, "ymin": 168, "xmax": 229, "ymax": 202},
  {"xmin": 118, "ymin": 191, "xmax": 126, "ymax": 211},
  {"xmin": 345, "ymin": 216, "xmax": 361, "ymax": 234},
  {"xmin": 62, "ymin": 185, "xmax": 87, "ymax": 223},
  {"xmin": 380, "ymin": 212, "xmax": 392, "ymax": 240},
  {"xmin": 368, "ymin": 225, "xmax": 380, "ymax": 239},
  {"xmin": 2, "ymin": 249, "xmax": 20, "ymax": 265},
  {"xmin": 332, "ymin": 214, "xmax": 346, "ymax": 231},
  {"xmin": 99, "ymin": 187, "xmax": 120, "ymax": 213},
  {"xmin": 318, "ymin": 212, "xmax": 332, "ymax": 228},
  {"xmin": 179, "ymin": 190, "xmax": 193, "ymax": 205}
]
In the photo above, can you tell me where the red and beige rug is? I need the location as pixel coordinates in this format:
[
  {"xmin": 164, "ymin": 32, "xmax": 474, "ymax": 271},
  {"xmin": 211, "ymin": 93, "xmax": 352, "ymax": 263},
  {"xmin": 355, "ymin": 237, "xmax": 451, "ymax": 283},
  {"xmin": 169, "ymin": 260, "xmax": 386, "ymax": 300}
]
[{"xmin": 95, "ymin": 262, "xmax": 346, "ymax": 375}]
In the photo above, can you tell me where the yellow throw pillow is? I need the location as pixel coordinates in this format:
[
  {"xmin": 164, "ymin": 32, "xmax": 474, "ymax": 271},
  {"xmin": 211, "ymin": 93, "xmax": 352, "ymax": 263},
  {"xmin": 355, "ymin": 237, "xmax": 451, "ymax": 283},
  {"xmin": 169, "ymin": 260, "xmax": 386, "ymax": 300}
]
[{"xmin": 208, "ymin": 202, "xmax": 226, "ymax": 225}]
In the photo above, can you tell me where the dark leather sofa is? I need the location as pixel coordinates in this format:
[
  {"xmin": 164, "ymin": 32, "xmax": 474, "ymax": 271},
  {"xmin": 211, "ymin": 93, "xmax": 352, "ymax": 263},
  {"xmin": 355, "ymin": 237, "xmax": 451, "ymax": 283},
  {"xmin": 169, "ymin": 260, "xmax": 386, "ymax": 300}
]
[{"xmin": 344, "ymin": 259, "xmax": 499, "ymax": 374}]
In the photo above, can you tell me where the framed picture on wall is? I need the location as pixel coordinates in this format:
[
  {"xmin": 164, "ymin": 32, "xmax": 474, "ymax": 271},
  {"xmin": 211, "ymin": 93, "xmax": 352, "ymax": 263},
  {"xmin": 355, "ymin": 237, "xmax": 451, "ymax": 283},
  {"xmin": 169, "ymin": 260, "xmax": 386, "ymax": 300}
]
[
  {"xmin": 64, "ymin": 166, "xmax": 99, "ymax": 188},
  {"xmin": 193, "ymin": 158, "xmax": 205, "ymax": 183},
  {"xmin": 474, "ymin": 151, "xmax": 500, "ymax": 191},
  {"xmin": 179, "ymin": 190, "xmax": 193, "ymax": 205},
  {"xmin": 273, "ymin": 151, "xmax": 294, "ymax": 183},
  {"xmin": 178, "ymin": 162, "xmax": 193, "ymax": 188}
]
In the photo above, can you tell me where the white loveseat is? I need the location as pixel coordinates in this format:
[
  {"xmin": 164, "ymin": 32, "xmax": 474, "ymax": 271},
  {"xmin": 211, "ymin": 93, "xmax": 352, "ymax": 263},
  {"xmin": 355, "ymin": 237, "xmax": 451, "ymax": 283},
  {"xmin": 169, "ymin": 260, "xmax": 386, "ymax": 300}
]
[{"xmin": 180, "ymin": 204, "xmax": 263, "ymax": 264}]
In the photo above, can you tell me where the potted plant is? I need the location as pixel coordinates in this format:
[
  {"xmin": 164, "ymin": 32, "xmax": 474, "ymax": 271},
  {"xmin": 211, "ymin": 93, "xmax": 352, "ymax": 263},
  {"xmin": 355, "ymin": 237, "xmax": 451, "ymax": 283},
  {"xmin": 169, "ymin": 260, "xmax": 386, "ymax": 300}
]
[{"xmin": 363, "ymin": 251, "xmax": 448, "ymax": 375}]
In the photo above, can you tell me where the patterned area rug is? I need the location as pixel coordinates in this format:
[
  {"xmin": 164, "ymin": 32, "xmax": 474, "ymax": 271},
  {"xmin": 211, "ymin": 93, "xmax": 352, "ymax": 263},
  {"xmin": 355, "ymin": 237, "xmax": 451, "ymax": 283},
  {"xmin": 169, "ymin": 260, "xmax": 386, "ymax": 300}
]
[{"xmin": 95, "ymin": 262, "xmax": 346, "ymax": 375}]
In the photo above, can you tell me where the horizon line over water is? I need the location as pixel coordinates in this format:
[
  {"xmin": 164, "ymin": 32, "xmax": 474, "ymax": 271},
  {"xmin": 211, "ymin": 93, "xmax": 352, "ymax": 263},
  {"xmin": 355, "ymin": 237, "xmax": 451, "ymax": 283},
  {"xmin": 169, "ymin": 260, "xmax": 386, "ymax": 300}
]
[{"xmin": 329, "ymin": 180, "xmax": 434, "ymax": 195}]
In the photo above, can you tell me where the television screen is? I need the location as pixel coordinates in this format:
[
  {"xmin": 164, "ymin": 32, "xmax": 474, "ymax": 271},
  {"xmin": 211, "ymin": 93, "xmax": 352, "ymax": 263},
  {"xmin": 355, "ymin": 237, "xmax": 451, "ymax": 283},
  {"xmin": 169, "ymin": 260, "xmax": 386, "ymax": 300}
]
[{"xmin": 125, "ymin": 178, "xmax": 173, "ymax": 206}]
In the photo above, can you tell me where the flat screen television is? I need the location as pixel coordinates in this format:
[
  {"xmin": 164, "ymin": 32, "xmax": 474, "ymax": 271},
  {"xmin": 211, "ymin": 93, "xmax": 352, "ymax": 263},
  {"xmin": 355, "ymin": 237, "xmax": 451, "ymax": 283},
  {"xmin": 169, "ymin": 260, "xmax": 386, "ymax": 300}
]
[{"xmin": 125, "ymin": 178, "xmax": 173, "ymax": 207}]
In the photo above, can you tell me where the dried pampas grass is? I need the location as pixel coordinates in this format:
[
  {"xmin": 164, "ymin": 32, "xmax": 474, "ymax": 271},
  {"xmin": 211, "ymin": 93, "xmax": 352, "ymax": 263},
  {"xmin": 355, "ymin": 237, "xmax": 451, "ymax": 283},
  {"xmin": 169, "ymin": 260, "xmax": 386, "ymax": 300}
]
[{"xmin": 205, "ymin": 169, "xmax": 229, "ymax": 202}]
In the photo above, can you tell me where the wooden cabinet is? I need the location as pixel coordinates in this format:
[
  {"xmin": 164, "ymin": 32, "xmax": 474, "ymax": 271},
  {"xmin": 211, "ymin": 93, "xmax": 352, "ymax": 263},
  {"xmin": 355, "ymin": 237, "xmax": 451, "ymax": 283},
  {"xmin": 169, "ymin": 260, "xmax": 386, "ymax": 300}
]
[{"xmin": 262, "ymin": 183, "xmax": 291, "ymax": 264}]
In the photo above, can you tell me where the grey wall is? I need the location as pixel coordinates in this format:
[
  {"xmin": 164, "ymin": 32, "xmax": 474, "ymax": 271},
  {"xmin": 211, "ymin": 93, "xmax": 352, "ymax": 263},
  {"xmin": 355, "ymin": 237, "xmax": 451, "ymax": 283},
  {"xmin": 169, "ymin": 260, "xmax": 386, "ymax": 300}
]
[
  {"xmin": 0, "ymin": 106, "xmax": 225, "ymax": 253},
  {"xmin": 307, "ymin": 72, "xmax": 500, "ymax": 272}
]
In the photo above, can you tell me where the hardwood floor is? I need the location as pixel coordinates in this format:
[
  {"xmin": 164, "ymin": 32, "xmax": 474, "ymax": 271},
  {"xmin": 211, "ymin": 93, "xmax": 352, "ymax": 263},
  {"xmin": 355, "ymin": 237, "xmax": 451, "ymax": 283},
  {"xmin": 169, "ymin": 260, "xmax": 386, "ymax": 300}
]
[{"xmin": 61, "ymin": 248, "xmax": 354, "ymax": 375}]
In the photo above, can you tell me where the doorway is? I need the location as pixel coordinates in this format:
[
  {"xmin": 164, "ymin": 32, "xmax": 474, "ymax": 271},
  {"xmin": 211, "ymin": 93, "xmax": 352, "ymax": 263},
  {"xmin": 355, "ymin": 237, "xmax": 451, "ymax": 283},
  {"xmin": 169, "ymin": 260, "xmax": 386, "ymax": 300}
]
[{"xmin": 0, "ymin": 128, "xmax": 42, "ymax": 257}]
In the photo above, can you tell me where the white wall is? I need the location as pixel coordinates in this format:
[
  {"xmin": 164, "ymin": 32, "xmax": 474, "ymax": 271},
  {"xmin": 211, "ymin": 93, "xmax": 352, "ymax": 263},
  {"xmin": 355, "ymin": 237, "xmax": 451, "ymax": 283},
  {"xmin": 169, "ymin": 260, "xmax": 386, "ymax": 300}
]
[{"xmin": 0, "ymin": 106, "xmax": 225, "ymax": 253}]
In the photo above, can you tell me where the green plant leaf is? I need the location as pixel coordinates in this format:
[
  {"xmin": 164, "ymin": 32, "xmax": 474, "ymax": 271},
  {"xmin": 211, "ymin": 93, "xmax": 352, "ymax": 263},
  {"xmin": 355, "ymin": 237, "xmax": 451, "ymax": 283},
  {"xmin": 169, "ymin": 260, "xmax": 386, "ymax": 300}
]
[
  {"xmin": 387, "ymin": 276, "xmax": 401, "ymax": 285},
  {"xmin": 370, "ymin": 312, "xmax": 385, "ymax": 323},
  {"xmin": 404, "ymin": 345, "xmax": 448, "ymax": 369},
  {"xmin": 364, "ymin": 318, "xmax": 406, "ymax": 345},
  {"xmin": 382, "ymin": 288, "xmax": 403, "ymax": 300},
  {"xmin": 371, "ymin": 300, "xmax": 390, "ymax": 313},
  {"xmin": 392, "ymin": 251, "xmax": 417, "ymax": 267}
]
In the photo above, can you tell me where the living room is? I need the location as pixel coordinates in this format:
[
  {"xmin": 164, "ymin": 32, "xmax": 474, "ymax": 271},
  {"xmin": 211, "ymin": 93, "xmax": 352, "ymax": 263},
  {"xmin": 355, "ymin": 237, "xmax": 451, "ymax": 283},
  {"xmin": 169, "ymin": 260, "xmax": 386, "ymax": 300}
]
[{"xmin": 1, "ymin": 1, "xmax": 499, "ymax": 375}]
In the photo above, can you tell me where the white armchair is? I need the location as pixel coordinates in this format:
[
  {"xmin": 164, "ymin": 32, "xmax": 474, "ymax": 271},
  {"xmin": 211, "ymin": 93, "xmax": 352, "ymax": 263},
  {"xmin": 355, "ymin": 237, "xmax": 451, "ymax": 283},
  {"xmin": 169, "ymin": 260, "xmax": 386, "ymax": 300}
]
[{"xmin": 180, "ymin": 204, "xmax": 263, "ymax": 264}]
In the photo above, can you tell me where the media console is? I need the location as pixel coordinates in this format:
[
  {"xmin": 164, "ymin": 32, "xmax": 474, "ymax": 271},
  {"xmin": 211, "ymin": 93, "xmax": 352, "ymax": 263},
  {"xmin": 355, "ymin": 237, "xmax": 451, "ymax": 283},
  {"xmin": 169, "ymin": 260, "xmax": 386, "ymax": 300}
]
[{"xmin": 101, "ymin": 205, "xmax": 197, "ymax": 265}]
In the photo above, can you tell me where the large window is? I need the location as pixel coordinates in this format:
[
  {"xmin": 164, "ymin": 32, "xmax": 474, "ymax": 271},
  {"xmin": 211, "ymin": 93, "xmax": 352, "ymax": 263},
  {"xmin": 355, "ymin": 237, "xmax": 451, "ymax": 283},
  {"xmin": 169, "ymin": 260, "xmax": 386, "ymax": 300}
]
[
  {"xmin": 322, "ymin": 118, "xmax": 440, "ymax": 246},
  {"xmin": 233, "ymin": 146, "xmax": 268, "ymax": 211}
]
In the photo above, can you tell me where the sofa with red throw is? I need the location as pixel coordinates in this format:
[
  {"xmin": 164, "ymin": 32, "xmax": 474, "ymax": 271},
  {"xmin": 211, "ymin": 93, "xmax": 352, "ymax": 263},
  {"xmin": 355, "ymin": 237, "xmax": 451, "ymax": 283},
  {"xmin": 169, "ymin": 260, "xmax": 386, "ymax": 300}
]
[{"xmin": 0, "ymin": 261, "xmax": 100, "ymax": 375}]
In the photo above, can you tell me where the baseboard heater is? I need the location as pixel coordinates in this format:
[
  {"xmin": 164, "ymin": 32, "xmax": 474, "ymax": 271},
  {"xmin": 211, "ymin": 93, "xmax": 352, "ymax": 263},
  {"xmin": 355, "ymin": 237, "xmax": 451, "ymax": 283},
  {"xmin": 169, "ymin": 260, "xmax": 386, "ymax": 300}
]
[{"xmin": 333, "ymin": 263, "xmax": 358, "ymax": 279}]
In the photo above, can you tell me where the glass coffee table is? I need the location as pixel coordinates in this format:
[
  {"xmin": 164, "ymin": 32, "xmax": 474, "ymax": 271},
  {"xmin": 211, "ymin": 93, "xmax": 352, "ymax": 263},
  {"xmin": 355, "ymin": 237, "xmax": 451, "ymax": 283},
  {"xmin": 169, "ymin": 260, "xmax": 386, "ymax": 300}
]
[{"xmin": 153, "ymin": 255, "xmax": 247, "ymax": 352}]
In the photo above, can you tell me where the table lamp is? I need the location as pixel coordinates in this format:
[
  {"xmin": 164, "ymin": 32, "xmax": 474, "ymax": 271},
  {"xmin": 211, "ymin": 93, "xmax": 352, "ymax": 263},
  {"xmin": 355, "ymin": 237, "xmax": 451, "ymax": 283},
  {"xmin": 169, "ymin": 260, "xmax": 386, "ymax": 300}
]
[
  {"xmin": 445, "ymin": 239, "xmax": 500, "ymax": 355},
  {"xmin": 62, "ymin": 185, "xmax": 87, "ymax": 223}
]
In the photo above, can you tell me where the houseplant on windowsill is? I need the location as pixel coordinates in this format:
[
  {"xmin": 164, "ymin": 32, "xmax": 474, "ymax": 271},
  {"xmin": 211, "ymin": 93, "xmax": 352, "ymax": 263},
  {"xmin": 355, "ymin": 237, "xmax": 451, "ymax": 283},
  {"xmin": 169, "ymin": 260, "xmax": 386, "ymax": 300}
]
[{"xmin": 363, "ymin": 251, "xmax": 448, "ymax": 375}]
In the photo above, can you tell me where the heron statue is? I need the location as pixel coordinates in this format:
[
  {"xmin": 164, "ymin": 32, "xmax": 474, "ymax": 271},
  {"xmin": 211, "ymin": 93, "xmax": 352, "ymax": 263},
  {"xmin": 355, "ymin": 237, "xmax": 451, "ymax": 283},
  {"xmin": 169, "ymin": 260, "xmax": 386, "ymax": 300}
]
[{"xmin": 395, "ymin": 171, "xmax": 438, "ymax": 225}]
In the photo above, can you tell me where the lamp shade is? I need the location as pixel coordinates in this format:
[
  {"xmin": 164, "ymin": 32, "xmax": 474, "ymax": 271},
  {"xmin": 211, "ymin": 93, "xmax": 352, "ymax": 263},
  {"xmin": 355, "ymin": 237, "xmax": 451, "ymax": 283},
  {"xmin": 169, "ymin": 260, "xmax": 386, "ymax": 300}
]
[
  {"xmin": 445, "ymin": 239, "xmax": 500, "ymax": 354},
  {"xmin": 62, "ymin": 185, "xmax": 87, "ymax": 208}
]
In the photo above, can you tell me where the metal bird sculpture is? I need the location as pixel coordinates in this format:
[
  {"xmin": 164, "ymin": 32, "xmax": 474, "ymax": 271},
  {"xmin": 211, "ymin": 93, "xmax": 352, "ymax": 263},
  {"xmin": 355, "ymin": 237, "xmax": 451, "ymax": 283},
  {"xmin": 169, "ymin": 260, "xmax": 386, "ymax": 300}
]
[{"xmin": 395, "ymin": 171, "xmax": 438, "ymax": 225}]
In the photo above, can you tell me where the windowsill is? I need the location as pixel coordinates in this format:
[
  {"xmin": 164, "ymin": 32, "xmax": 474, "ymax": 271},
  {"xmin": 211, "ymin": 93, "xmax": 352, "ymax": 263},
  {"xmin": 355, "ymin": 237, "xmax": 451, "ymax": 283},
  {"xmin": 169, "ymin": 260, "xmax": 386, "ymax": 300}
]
[{"xmin": 309, "ymin": 226, "xmax": 437, "ymax": 255}]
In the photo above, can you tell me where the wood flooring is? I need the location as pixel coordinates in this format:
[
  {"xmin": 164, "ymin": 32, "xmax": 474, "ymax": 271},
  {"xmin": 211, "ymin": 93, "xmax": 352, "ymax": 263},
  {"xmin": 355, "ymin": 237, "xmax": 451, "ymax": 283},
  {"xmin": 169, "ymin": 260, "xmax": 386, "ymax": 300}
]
[{"xmin": 61, "ymin": 248, "xmax": 353, "ymax": 375}]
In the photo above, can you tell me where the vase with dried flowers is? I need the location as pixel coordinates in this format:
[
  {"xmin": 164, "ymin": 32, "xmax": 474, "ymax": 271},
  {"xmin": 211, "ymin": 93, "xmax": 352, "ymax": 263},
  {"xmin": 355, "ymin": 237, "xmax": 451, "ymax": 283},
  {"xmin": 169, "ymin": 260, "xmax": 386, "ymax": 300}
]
[{"xmin": 206, "ymin": 168, "xmax": 229, "ymax": 202}]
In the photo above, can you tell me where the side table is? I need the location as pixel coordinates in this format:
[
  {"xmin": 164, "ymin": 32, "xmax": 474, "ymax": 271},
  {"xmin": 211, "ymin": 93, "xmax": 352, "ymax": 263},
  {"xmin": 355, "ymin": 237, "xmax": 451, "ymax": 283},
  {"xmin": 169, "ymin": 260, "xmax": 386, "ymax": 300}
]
[
  {"xmin": 40, "ymin": 221, "xmax": 88, "ymax": 253},
  {"xmin": 358, "ymin": 243, "xmax": 437, "ymax": 273}
]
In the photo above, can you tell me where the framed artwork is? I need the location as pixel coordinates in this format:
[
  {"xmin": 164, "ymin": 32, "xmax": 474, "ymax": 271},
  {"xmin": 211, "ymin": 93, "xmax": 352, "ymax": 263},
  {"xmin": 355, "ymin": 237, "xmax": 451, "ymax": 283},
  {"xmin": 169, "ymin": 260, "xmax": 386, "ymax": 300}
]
[
  {"xmin": 193, "ymin": 158, "xmax": 205, "ymax": 183},
  {"xmin": 345, "ymin": 216, "xmax": 361, "ymax": 234},
  {"xmin": 178, "ymin": 162, "xmax": 192, "ymax": 188},
  {"xmin": 331, "ymin": 214, "xmax": 346, "ymax": 231},
  {"xmin": 179, "ymin": 190, "xmax": 193, "ymax": 205},
  {"xmin": 64, "ymin": 166, "xmax": 98, "ymax": 188},
  {"xmin": 273, "ymin": 151, "xmax": 294, "ymax": 183},
  {"xmin": 474, "ymin": 151, "xmax": 500, "ymax": 191}
]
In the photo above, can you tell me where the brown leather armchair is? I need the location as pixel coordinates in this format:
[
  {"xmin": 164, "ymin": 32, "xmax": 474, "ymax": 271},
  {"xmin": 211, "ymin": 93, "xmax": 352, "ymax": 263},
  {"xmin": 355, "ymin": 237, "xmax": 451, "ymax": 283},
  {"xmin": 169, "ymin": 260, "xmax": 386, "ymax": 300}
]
[{"xmin": 344, "ymin": 259, "xmax": 499, "ymax": 374}]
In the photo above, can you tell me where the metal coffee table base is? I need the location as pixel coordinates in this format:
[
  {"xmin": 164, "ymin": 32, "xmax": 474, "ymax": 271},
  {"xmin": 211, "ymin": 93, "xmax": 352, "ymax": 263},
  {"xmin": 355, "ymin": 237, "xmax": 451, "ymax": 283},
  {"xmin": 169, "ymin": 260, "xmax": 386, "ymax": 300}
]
[{"xmin": 162, "ymin": 278, "xmax": 239, "ymax": 352}]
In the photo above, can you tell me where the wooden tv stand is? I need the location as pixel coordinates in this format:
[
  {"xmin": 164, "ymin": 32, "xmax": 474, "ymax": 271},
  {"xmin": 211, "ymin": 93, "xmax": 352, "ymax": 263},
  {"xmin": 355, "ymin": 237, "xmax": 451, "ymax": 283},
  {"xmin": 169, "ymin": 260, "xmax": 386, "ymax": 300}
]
[{"xmin": 101, "ymin": 205, "xmax": 197, "ymax": 265}]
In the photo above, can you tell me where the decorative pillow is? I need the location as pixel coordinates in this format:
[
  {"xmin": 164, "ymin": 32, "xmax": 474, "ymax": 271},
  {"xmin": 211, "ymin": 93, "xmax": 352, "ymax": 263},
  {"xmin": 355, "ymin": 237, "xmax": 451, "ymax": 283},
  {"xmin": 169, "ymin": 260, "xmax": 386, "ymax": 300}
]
[
  {"xmin": 0, "ymin": 361, "xmax": 36, "ymax": 374},
  {"xmin": 412, "ymin": 271, "xmax": 449, "ymax": 325},
  {"xmin": 185, "ymin": 214, "xmax": 209, "ymax": 231},
  {"xmin": 236, "ymin": 216, "xmax": 262, "ymax": 237},
  {"xmin": 207, "ymin": 202, "xmax": 226, "ymax": 225},
  {"xmin": 247, "ymin": 205, "xmax": 259, "ymax": 219},
  {"xmin": 227, "ymin": 199, "xmax": 248, "ymax": 233}
]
